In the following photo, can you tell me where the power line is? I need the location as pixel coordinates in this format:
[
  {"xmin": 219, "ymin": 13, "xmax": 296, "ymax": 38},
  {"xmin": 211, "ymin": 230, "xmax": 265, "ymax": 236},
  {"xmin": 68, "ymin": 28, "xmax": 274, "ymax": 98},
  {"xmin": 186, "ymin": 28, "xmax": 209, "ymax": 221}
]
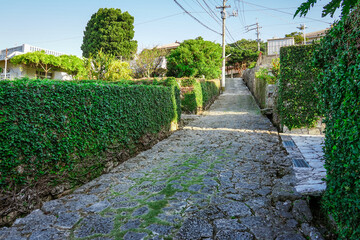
[
  {"xmin": 174, "ymin": 0, "xmax": 221, "ymax": 35},
  {"xmin": 262, "ymin": 20, "xmax": 321, "ymax": 27},
  {"xmin": 30, "ymin": 36, "xmax": 83, "ymax": 45},
  {"xmin": 201, "ymin": 0, "xmax": 222, "ymax": 25},
  {"xmin": 241, "ymin": 1, "xmax": 331, "ymax": 24},
  {"xmin": 192, "ymin": 0, "xmax": 221, "ymax": 26},
  {"xmin": 135, "ymin": 12, "xmax": 185, "ymax": 26},
  {"xmin": 244, "ymin": 4, "xmax": 296, "ymax": 27},
  {"xmin": 240, "ymin": 0, "xmax": 247, "ymax": 26},
  {"xmin": 183, "ymin": 0, "xmax": 217, "ymax": 27},
  {"xmin": 28, "ymin": 11, "xmax": 215, "ymax": 46}
]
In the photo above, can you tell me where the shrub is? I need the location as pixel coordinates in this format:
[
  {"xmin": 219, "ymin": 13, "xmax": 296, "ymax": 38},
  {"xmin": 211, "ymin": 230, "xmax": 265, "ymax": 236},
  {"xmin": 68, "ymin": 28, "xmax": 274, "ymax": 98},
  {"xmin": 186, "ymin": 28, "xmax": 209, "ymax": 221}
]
[
  {"xmin": 201, "ymin": 80, "xmax": 220, "ymax": 107},
  {"xmin": 314, "ymin": 4, "xmax": 360, "ymax": 239},
  {"xmin": 271, "ymin": 58, "xmax": 280, "ymax": 78},
  {"xmin": 277, "ymin": 45, "xmax": 321, "ymax": 129},
  {"xmin": 82, "ymin": 50, "xmax": 133, "ymax": 80},
  {"xmin": 248, "ymin": 62, "xmax": 257, "ymax": 69},
  {"xmin": 255, "ymin": 67, "xmax": 276, "ymax": 84},
  {"xmin": 180, "ymin": 78, "xmax": 220, "ymax": 113},
  {"xmin": 0, "ymin": 78, "xmax": 180, "ymax": 190}
]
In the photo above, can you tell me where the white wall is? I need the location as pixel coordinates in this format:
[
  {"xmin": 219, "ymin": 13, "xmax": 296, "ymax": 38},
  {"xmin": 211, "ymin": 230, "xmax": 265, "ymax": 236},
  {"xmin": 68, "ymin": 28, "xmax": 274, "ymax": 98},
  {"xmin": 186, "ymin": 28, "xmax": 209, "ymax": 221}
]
[
  {"xmin": 54, "ymin": 71, "xmax": 72, "ymax": 80},
  {"xmin": 267, "ymin": 38, "xmax": 295, "ymax": 56}
]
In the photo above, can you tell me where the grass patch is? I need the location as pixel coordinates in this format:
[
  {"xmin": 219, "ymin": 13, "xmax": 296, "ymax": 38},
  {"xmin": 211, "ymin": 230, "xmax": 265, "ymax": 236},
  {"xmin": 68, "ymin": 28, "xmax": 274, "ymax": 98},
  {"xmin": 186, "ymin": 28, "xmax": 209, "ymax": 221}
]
[
  {"xmin": 141, "ymin": 200, "xmax": 169, "ymax": 226},
  {"xmin": 159, "ymin": 185, "xmax": 178, "ymax": 198}
]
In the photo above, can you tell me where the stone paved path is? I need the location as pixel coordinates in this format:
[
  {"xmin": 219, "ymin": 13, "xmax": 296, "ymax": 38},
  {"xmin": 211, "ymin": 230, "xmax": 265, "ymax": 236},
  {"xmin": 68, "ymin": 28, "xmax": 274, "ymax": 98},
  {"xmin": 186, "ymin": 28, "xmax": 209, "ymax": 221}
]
[
  {"xmin": 0, "ymin": 79, "xmax": 323, "ymax": 240},
  {"xmin": 281, "ymin": 134, "xmax": 326, "ymax": 196}
]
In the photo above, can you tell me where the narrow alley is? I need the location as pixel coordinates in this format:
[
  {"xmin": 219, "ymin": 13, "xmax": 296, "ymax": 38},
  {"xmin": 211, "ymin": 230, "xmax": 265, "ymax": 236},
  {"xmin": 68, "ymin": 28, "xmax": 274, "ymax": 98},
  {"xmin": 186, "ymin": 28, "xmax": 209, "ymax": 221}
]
[{"xmin": 0, "ymin": 79, "xmax": 321, "ymax": 240}]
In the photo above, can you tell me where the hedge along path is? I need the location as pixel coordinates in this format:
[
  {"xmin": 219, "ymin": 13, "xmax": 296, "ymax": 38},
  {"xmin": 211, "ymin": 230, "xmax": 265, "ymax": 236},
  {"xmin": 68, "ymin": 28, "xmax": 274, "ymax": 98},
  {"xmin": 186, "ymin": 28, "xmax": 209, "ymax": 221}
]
[
  {"xmin": 0, "ymin": 78, "xmax": 180, "ymax": 225},
  {"xmin": 314, "ymin": 3, "xmax": 360, "ymax": 239},
  {"xmin": 0, "ymin": 78, "xmax": 323, "ymax": 240},
  {"xmin": 180, "ymin": 78, "xmax": 220, "ymax": 114},
  {"xmin": 277, "ymin": 45, "xmax": 321, "ymax": 130}
]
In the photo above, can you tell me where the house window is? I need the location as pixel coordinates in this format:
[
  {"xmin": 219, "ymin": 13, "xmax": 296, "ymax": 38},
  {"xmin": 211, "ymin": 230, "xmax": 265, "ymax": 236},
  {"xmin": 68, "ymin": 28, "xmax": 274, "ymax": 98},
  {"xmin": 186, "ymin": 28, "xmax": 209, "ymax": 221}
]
[
  {"xmin": 36, "ymin": 71, "xmax": 53, "ymax": 79},
  {"xmin": 0, "ymin": 69, "xmax": 10, "ymax": 80}
]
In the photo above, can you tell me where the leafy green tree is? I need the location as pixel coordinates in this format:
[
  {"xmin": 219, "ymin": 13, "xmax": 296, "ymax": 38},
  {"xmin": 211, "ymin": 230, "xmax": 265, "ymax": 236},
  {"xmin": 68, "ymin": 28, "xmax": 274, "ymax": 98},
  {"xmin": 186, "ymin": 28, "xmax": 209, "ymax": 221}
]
[
  {"xmin": 83, "ymin": 50, "xmax": 132, "ymax": 80},
  {"xmin": 134, "ymin": 47, "xmax": 167, "ymax": 78},
  {"xmin": 58, "ymin": 55, "xmax": 85, "ymax": 78},
  {"xmin": 81, "ymin": 8, "xmax": 138, "ymax": 59},
  {"xmin": 11, "ymin": 51, "xmax": 60, "ymax": 78},
  {"xmin": 166, "ymin": 37, "xmax": 222, "ymax": 79},
  {"xmin": 226, "ymin": 39, "xmax": 264, "ymax": 68},
  {"xmin": 285, "ymin": 32, "xmax": 307, "ymax": 44},
  {"xmin": 11, "ymin": 51, "xmax": 84, "ymax": 79},
  {"xmin": 295, "ymin": 0, "xmax": 358, "ymax": 17}
]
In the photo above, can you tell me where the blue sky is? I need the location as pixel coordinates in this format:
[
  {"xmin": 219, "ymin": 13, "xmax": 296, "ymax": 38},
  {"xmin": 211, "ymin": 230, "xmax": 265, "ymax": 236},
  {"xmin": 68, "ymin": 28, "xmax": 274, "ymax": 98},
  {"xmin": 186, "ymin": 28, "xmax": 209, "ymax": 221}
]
[{"xmin": 0, "ymin": 0, "xmax": 339, "ymax": 57}]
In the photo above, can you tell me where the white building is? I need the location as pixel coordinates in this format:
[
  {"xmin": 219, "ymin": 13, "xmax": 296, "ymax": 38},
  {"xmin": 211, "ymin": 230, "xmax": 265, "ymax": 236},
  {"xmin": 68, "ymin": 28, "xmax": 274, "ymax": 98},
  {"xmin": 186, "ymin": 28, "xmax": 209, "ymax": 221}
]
[
  {"xmin": 267, "ymin": 37, "xmax": 295, "ymax": 56},
  {"xmin": 0, "ymin": 44, "xmax": 72, "ymax": 80},
  {"xmin": 156, "ymin": 42, "xmax": 180, "ymax": 69}
]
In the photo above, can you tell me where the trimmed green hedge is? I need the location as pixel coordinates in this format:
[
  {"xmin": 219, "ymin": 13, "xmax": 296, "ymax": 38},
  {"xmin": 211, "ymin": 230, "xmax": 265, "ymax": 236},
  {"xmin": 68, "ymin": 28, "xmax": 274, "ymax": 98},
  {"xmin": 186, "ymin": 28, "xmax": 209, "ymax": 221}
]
[
  {"xmin": 314, "ymin": 5, "xmax": 360, "ymax": 239},
  {"xmin": 180, "ymin": 78, "xmax": 220, "ymax": 113},
  {"xmin": 278, "ymin": 45, "xmax": 321, "ymax": 129},
  {"xmin": 0, "ymin": 78, "xmax": 180, "ymax": 189}
]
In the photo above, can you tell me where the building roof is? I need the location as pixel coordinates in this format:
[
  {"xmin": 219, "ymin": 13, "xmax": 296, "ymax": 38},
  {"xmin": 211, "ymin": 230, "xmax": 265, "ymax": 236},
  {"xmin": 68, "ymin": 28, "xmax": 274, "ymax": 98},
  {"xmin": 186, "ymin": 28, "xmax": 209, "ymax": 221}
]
[
  {"xmin": 157, "ymin": 42, "xmax": 180, "ymax": 50},
  {"xmin": 0, "ymin": 44, "xmax": 65, "ymax": 61},
  {"xmin": 306, "ymin": 29, "xmax": 329, "ymax": 40},
  {"xmin": 267, "ymin": 37, "xmax": 295, "ymax": 41}
]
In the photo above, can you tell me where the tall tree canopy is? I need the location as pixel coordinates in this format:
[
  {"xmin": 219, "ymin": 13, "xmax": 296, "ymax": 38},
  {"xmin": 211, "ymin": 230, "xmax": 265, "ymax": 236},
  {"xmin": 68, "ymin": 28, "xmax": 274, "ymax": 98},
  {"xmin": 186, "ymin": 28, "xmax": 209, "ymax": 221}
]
[
  {"xmin": 81, "ymin": 8, "xmax": 138, "ymax": 59},
  {"xmin": 166, "ymin": 37, "xmax": 222, "ymax": 79},
  {"xmin": 294, "ymin": 0, "xmax": 358, "ymax": 17}
]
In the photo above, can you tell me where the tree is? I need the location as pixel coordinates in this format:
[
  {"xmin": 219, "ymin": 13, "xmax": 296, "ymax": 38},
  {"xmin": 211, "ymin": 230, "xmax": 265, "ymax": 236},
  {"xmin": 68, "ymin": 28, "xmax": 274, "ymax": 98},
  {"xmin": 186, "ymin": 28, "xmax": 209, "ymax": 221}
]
[
  {"xmin": 134, "ymin": 47, "xmax": 167, "ymax": 78},
  {"xmin": 83, "ymin": 50, "xmax": 132, "ymax": 80},
  {"xmin": 294, "ymin": 0, "xmax": 358, "ymax": 17},
  {"xmin": 226, "ymin": 39, "xmax": 265, "ymax": 68},
  {"xmin": 11, "ymin": 51, "xmax": 84, "ymax": 79},
  {"xmin": 81, "ymin": 8, "xmax": 138, "ymax": 59},
  {"xmin": 11, "ymin": 51, "xmax": 60, "ymax": 78},
  {"xmin": 166, "ymin": 37, "xmax": 222, "ymax": 79},
  {"xmin": 285, "ymin": 32, "xmax": 306, "ymax": 44},
  {"xmin": 58, "ymin": 55, "xmax": 86, "ymax": 78}
]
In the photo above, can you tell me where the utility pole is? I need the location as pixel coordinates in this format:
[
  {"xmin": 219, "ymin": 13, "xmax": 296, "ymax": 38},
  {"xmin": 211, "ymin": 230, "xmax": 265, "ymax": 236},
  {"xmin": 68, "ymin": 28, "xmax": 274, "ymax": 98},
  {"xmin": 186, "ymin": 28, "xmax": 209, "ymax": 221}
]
[
  {"xmin": 256, "ymin": 21, "xmax": 261, "ymax": 51},
  {"xmin": 245, "ymin": 20, "xmax": 262, "ymax": 51},
  {"xmin": 3, "ymin": 49, "xmax": 8, "ymax": 80},
  {"xmin": 217, "ymin": 0, "xmax": 230, "ymax": 91},
  {"xmin": 297, "ymin": 24, "xmax": 307, "ymax": 45}
]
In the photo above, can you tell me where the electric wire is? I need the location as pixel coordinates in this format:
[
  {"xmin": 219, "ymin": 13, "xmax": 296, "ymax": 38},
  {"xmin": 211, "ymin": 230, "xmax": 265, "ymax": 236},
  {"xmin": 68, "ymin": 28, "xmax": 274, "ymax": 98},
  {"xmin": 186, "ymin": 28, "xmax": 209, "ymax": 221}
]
[
  {"xmin": 183, "ymin": 0, "xmax": 217, "ymax": 27},
  {"xmin": 136, "ymin": 12, "xmax": 187, "ymax": 26},
  {"xmin": 201, "ymin": 0, "xmax": 222, "ymax": 25},
  {"xmin": 241, "ymin": 1, "xmax": 331, "ymax": 24},
  {"xmin": 174, "ymin": 0, "xmax": 221, "ymax": 35}
]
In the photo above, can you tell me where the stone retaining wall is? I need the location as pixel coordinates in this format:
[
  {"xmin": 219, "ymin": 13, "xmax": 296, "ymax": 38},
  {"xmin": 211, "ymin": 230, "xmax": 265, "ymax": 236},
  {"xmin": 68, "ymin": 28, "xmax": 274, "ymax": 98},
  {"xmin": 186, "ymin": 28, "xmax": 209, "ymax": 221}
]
[{"xmin": 242, "ymin": 67, "xmax": 275, "ymax": 110}]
